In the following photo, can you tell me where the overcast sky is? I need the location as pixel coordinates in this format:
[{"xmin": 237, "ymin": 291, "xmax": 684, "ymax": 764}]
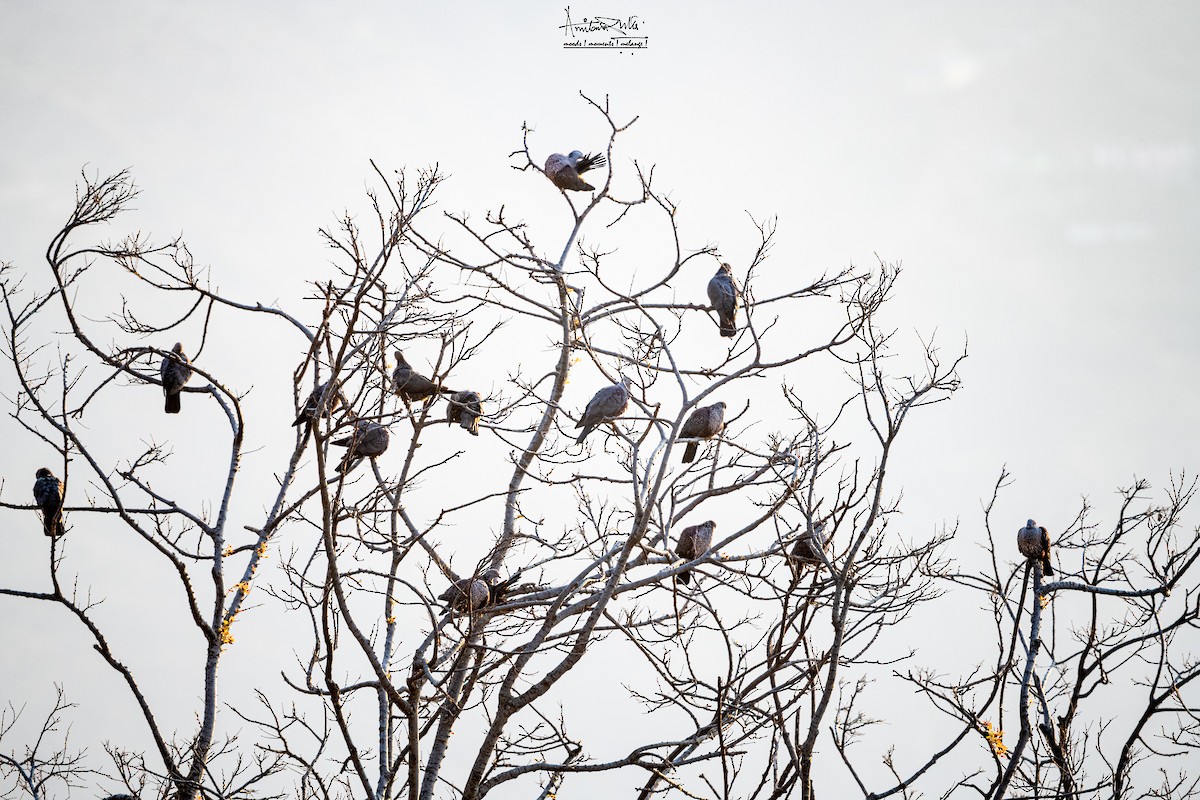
[{"xmin": 1, "ymin": 1, "xmax": 1198, "ymax": 795}]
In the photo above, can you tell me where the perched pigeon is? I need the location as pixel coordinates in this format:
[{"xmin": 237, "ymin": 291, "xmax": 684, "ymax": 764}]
[
  {"xmin": 293, "ymin": 379, "xmax": 343, "ymax": 428},
  {"xmin": 790, "ymin": 521, "xmax": 828, "ymax": 571},
  {"xmin": 575, "ymin": 376, "xmax": 633, "ymax": 443},
  {"xmin": 679, "ymin": 401, "xmax": 726, "ymax": 463},
  {"xmin": 440, "ymin": 572, "xmax": 493, "ymax": 614},
  {"xmin": 1017, "ymin": 519, "xmax": 1054, "ymax": 576},
  {"xmin": 392, "ymin": 350, "xmax": 453, "ymax": 405},
  {"xmin": 33, "ymin": 467, "xmax": 65, "ymax": 538},
  {"xmin": 331, "ymin": 419, "xmax": 391, "ymax": 474},
  {"xmin": 440, "ymin": 568, "xmax": 520, "ymax": 614},
  {"xmin": 446, "ymin": 390, "xmax": 483, "ymax": 436},
  {"xmin": 545, "ymin": 150, "xmax": 607, "ymax": 192},
  {"xmin": 707, "ymin": 263, "xmax": 740, "ymax": 338},
  {"xmin": 675, "ymin": 520, "xmax": 716, "ymax": 586},
  {"xmin": 161, "ymin": 342, "xmax": 192, "ymax": 414}
]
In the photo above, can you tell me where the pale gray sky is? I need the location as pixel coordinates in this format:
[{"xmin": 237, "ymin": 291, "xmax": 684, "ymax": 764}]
[{"xmin": 1, "ymin": 1, "xmax": 1198, "ymax": 796}]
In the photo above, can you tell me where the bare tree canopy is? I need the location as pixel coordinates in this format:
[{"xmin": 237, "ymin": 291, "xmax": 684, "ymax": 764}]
[{"xmin": 1, "ymin": 97, "xmax": 1197, "ymax": 800}]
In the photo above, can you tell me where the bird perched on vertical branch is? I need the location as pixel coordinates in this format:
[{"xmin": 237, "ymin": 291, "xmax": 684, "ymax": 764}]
[
  {"xmin": 293, "ymin": 379, "xmax": 343, "ymax": 427},
  {"xmin": 575, "ymin": 376, "xmax": 634, "ymax": 443},
  {"xmin": 33, "ymin": 468, "xmax": 66, "ymax": 538},
  {"xmin": 707, "ymin": 263, "xmax": 740, "ymax": 338},
  {"xmin": 789, "ymin": 521, "xmax": 828, "ymax": 572},
  {"xmin": 679, "ymin": 401, "xmax": 726, "ymax": 462},
  {"xmin": 331, "ymin": 419, "xmax": 391, "ymax": 474},
  {"xmin": 446, "ymin": 390, "xmax": 483, "ymax": 436},
  {"xmin": 161, "ymin": 342, "xmax": 192, "ymax": 414},
  {"xmin": 392, "ymin": 350, "xmax": 454, "ymax": 405},
  {"xmin": 675, "ymin": 520, "xmax": 716, "ymax": 586},
  {"xmin": 1017, "ymin": 519, "xmax": 1054, "ymax": 576},
  {"xmin": 544, "ymin": 150, "xmax": 607, "ymax": 192}
]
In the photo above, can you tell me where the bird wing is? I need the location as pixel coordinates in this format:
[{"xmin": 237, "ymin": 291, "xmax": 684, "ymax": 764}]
[
  {"xmin": 576, "ymin": 152, "xmax": 607, "ymax": 174},
  {"xmin": 675, "ymin": 527, "xmax": 696, "ymax": 559}
]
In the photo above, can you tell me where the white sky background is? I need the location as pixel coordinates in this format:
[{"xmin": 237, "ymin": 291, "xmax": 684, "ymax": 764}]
[{"xmin": 1, "ymin": 1, "xmax": 1198, "ymax": 796}]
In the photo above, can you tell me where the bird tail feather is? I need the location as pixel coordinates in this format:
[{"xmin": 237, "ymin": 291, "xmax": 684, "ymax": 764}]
[
  {"xmin": 165, "ymin": 393, "xmax": 181, "ymax": 414},
  {"xmin": 1042, "ymin": 557, "xmax": 1054, "ymax": 577},
  {"xmin": 682, "ymin": 442, "xmax": 698, "ymax": 463}
]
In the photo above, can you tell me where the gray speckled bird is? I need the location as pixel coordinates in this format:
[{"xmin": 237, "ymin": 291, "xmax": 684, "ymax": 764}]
[
  {"xmin": 790, "ymin": 521, "xmax": 828, "ymax": 571},
  {"xmin": 545, "ymin": 150, "xmax": 607, "ymax": 192},
  {"xmin": 679, "ymin": 401, "xmax": 726, "ymax": 463},
  {"xmin": 675, "ymin": 520, "xmax": 716, "ymax": 586},
  {"xmin": 439, "ymin": 568, "xmax": 516, "ymax": 614},
  {"xmin": 707, "ymin": 263, "xmax": 740, "ymax": 338},
  {"xmin": 392, "ymin": 350, "xmax": 453, "ymax": 405},
  {"xmin": 161, "ymin": 342, "xmax": 192, "ymax": 414},
  {"xmin": 331, "ymin": 419, "xmax": 391, "ymax": 474},
  {"xmin": 440, "ymin": 573, "xmax": 492, "ymax": 613},
  {"xmin": 33, "ymin": 467, "xmax": 65, "ymax": 538},
  {"xmin": 1017, "ymin": 519, "xmax": 1054, "ymax": 576},
  {"xmin": 575, "ymin": 376, "xmax": 633, "ymax": 443},
  {"xmin": 294, "ymin": 379, "xmax": 343, "ymax": 428},
  {"xmin": 446, "ymin": 390, "xmax": 483, "ymax": 436}
]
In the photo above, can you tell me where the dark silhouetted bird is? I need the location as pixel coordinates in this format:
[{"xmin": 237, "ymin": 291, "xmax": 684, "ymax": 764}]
[
  {"xmin": 446, "ymin": 390, "xmax": 483, "ymax": 436},
  {"xmin": 679, "ymin": 401, "xmax": 726, "ymax": 462},
  {"xmin": 1017, "ymin": 519, "xmax": 1054, "ymax": 576},
  {"xmin": 392, "ymin": 350, "xmax": 453, "ymax": 405},
  {"xmin": 161, "ymin": 342, "xmax": 192, "ymax": 414},
  {"xmin": 675, "ymin": 520, "xmax": 716, "ymax": 586},
  {"xmin": 33, "ymin": 467, "xmax": 65, "ymax": 538},
  {"xmin": 707, "ymin": 263, "xmax": 740, "ymax": 338},
  {"xmin": 293, "ymin": 379, "xmax": 343, "ymax": 427},
  {"xmin": 331, "ymin": 419, "xmax": 391, "ymax": 474},
  {"xmin": 545, "ymin": 150, "xmax": 607, "ymax": 192},
  {"xmin": 575, "ymin": 377, "xmax": 633, "ymax": 443},
  {"xmin": 790, "ymin": 521, "xmax": 828, "ymax": 572}
]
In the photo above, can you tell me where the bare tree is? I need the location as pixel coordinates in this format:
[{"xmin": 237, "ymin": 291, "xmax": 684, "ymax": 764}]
[{"xmin": 1, "ymin": 95, "xmax": 1194, "ymax": 800}]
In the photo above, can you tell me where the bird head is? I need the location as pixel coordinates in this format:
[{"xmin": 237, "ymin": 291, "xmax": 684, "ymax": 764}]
[
  {"xmin": 172, "ymin": 342, "xmax": 184, "ymax": 354},
  {"xmin": 567, "ymin": 150, "xmax": 585, "ymax": 163},
  {"xmin": 481, "ymin": 568, "xmax": 501, "ymax": 584},
  {"xmin": 1026, "ymin": 518, "xmax": 1037, "ymax": 527},
  {"xmin": 36, "ymin": 467, "xmax": 53, "ymax": 479},
  {"xmin": 705, "ymin": 520, "xmax": 717, "ymax": 531}
]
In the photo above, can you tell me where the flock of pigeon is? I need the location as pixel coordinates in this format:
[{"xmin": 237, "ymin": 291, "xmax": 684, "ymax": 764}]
[{"xmin": 27, "ymin": 149, "xmax": 1056, "ymax": 612}]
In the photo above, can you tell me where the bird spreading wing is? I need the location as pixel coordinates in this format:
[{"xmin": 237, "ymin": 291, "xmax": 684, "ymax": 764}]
[
  {"xmin": 545, "ymin": 150, "xmax": 607, "ymax": 192},
  {"xmin": 675, "ymin": 520, "xmax": 716, "ymax": 586},
  {"xmin": 707, "ymin": 263, "xmax": 740, "ymax": 338},
  {"xmin": 575, "ymin": 376, "xmax": 633, "ymax": 443},
  {"xmin": 161, "ymin": 342, "xmax": 193, "ymax": 414},
  {"xmin": 33, "ymin": 467, "xmax": 66, "ymax": 537},
  {"xmin": 679, "ymin": 401, "xmax": 726, "ymax": 462}
]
